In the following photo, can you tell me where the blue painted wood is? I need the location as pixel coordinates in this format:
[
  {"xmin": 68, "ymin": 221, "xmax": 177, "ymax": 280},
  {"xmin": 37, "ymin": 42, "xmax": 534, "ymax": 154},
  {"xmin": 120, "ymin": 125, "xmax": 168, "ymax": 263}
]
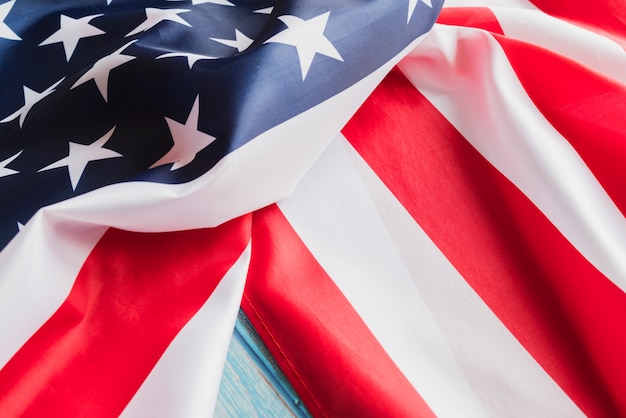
[{"xmin": 215, "ymin": 311, "xmax": 312, "ymax": 418}]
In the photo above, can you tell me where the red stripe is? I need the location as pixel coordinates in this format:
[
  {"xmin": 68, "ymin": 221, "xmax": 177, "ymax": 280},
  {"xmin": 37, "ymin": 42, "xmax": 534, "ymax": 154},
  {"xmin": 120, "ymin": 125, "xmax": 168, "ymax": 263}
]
[
  {"xmin": 342, "ymin": 67, "xmax": 626, "ymax": 417},
  {"xmin": 0, "ymin": 217, "xmax": 250, "ymax": 417},
  {"xmin": 492, "ymin": 34, "xmax": 626, "ymax": 217},
  {"xmin": 242, "ymin": 205, "xmax": 434, "ymax": 418},
  {"xmin": 529, "ymin": 0, "xmax": 626, "ymax": 46},
  {"xmin": 437, "ymin": 7, "xmax": 505, "ymax": 35}
]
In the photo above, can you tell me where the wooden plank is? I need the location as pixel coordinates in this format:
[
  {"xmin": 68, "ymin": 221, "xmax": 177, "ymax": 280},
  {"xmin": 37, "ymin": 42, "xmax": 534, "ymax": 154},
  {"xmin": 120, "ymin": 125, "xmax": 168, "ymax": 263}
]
[{"xmin": 215, "ymin": 312, "xmax": 311, "ymax": 418}]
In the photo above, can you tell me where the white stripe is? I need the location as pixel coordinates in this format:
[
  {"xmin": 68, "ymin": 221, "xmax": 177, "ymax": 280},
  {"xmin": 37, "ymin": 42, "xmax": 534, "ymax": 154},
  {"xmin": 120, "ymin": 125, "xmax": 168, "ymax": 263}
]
[
  {"xmin": 491, "ymin": 7, "xmax": 626, "ymax": 84},
  {"xmin": 399, "ymin": 24, "xmax": 626, "ymax": 293},
  {"xmin": 277, "ymin": 137, "xmax": 465, "ymax": 416},
  {"xmin": 121, "ymin": 243, "xmax": 250, "ymax": 418},
  {"xmin": 279, "ymin": 135, "xmax": 583, "ymax": 416},
  {"xmin": 0, "ymin": 214, "xmax": 106, "ymax": 369},
  {"xmin": 0, "ymin": 37, "xmax": 424, "ymax": 372}
]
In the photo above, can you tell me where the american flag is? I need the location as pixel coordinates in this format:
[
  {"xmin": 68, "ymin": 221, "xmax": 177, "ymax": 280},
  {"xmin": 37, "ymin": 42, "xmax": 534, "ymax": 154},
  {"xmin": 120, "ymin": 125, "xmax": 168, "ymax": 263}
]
[{"xmin": 1, "ymin": 0, "xmax": 625, "ymax": 416}]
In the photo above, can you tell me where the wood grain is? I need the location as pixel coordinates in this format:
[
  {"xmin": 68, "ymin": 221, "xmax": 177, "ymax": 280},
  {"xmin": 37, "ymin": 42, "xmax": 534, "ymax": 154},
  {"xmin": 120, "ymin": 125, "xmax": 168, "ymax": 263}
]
[{"xmin": 215, "ymin": 312, "xmax": 311, "ymax": 418}]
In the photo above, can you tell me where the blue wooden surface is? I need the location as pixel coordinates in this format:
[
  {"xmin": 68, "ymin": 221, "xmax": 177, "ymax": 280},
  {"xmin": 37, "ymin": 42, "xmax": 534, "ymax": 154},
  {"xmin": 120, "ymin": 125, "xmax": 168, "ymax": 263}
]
[{"xmin": 215, "ymin": 312, "xmax": 312, "ymax": 418}]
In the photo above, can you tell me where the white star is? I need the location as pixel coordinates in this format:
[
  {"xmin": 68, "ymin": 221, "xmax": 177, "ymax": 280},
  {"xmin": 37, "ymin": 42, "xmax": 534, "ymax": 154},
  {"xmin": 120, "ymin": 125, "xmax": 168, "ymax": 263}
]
[
  {"xmin": 72, "ymin": 41, "xmax": 136, "ymax": 102},
  {"xmin": 264, "ymin": 12, "xmax": 343, "ymax": 80},
  {"xmin": 0, "ymin": 0, "xmax": 20, "ymax": 41},
  {"xmin": 167, "ymin": 0, "xmax": 234, "ymax": 5},
  {"xmin": 107, "ymin": 0, "xmax": 112, "ymax": 4},
  {"xmin": 1, "ymin": 79, "xmax": 64, "ymax": 127},
  {"xmin": 17, "ymin": 221, "xmax": 24, "ymax": 231},
  {"xmin": 408, "ymin": 0, "xmax": 433, "ymax": 24},
  {"xmin": 151, "ymin": 96, "xmax": 216, "ymax": 171},
  {"xmin": 254, "ymin": 7, "xmax": 273, "ymax": 15},
  {"xmin": 0, "ymin": 150, "xmax": 21, "ymax": 177},
  {"xmin": 126, "ymin": 8, "xmax": 191, "ymax": 37},
  {"xmin": 38, "ymin": 127, "xmax": 122, "ymax": 190},
  {"xmin": 39, "ymin": 14, "xmax": 105, "ymax": 61},
  {"xmin": 211, "ymin": 29, "xmax": 253, "ymax": 52},
  {"xmin": 156, "ymin": 51, "xmax": 217, "ymax": 68}
]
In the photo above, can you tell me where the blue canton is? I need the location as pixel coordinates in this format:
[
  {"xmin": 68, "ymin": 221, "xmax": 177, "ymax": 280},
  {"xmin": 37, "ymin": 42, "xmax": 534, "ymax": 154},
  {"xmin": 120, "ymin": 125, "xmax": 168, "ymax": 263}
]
[{"xmin": 0, "ymin": 0, "xmax": 442, "ymax": 249}]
